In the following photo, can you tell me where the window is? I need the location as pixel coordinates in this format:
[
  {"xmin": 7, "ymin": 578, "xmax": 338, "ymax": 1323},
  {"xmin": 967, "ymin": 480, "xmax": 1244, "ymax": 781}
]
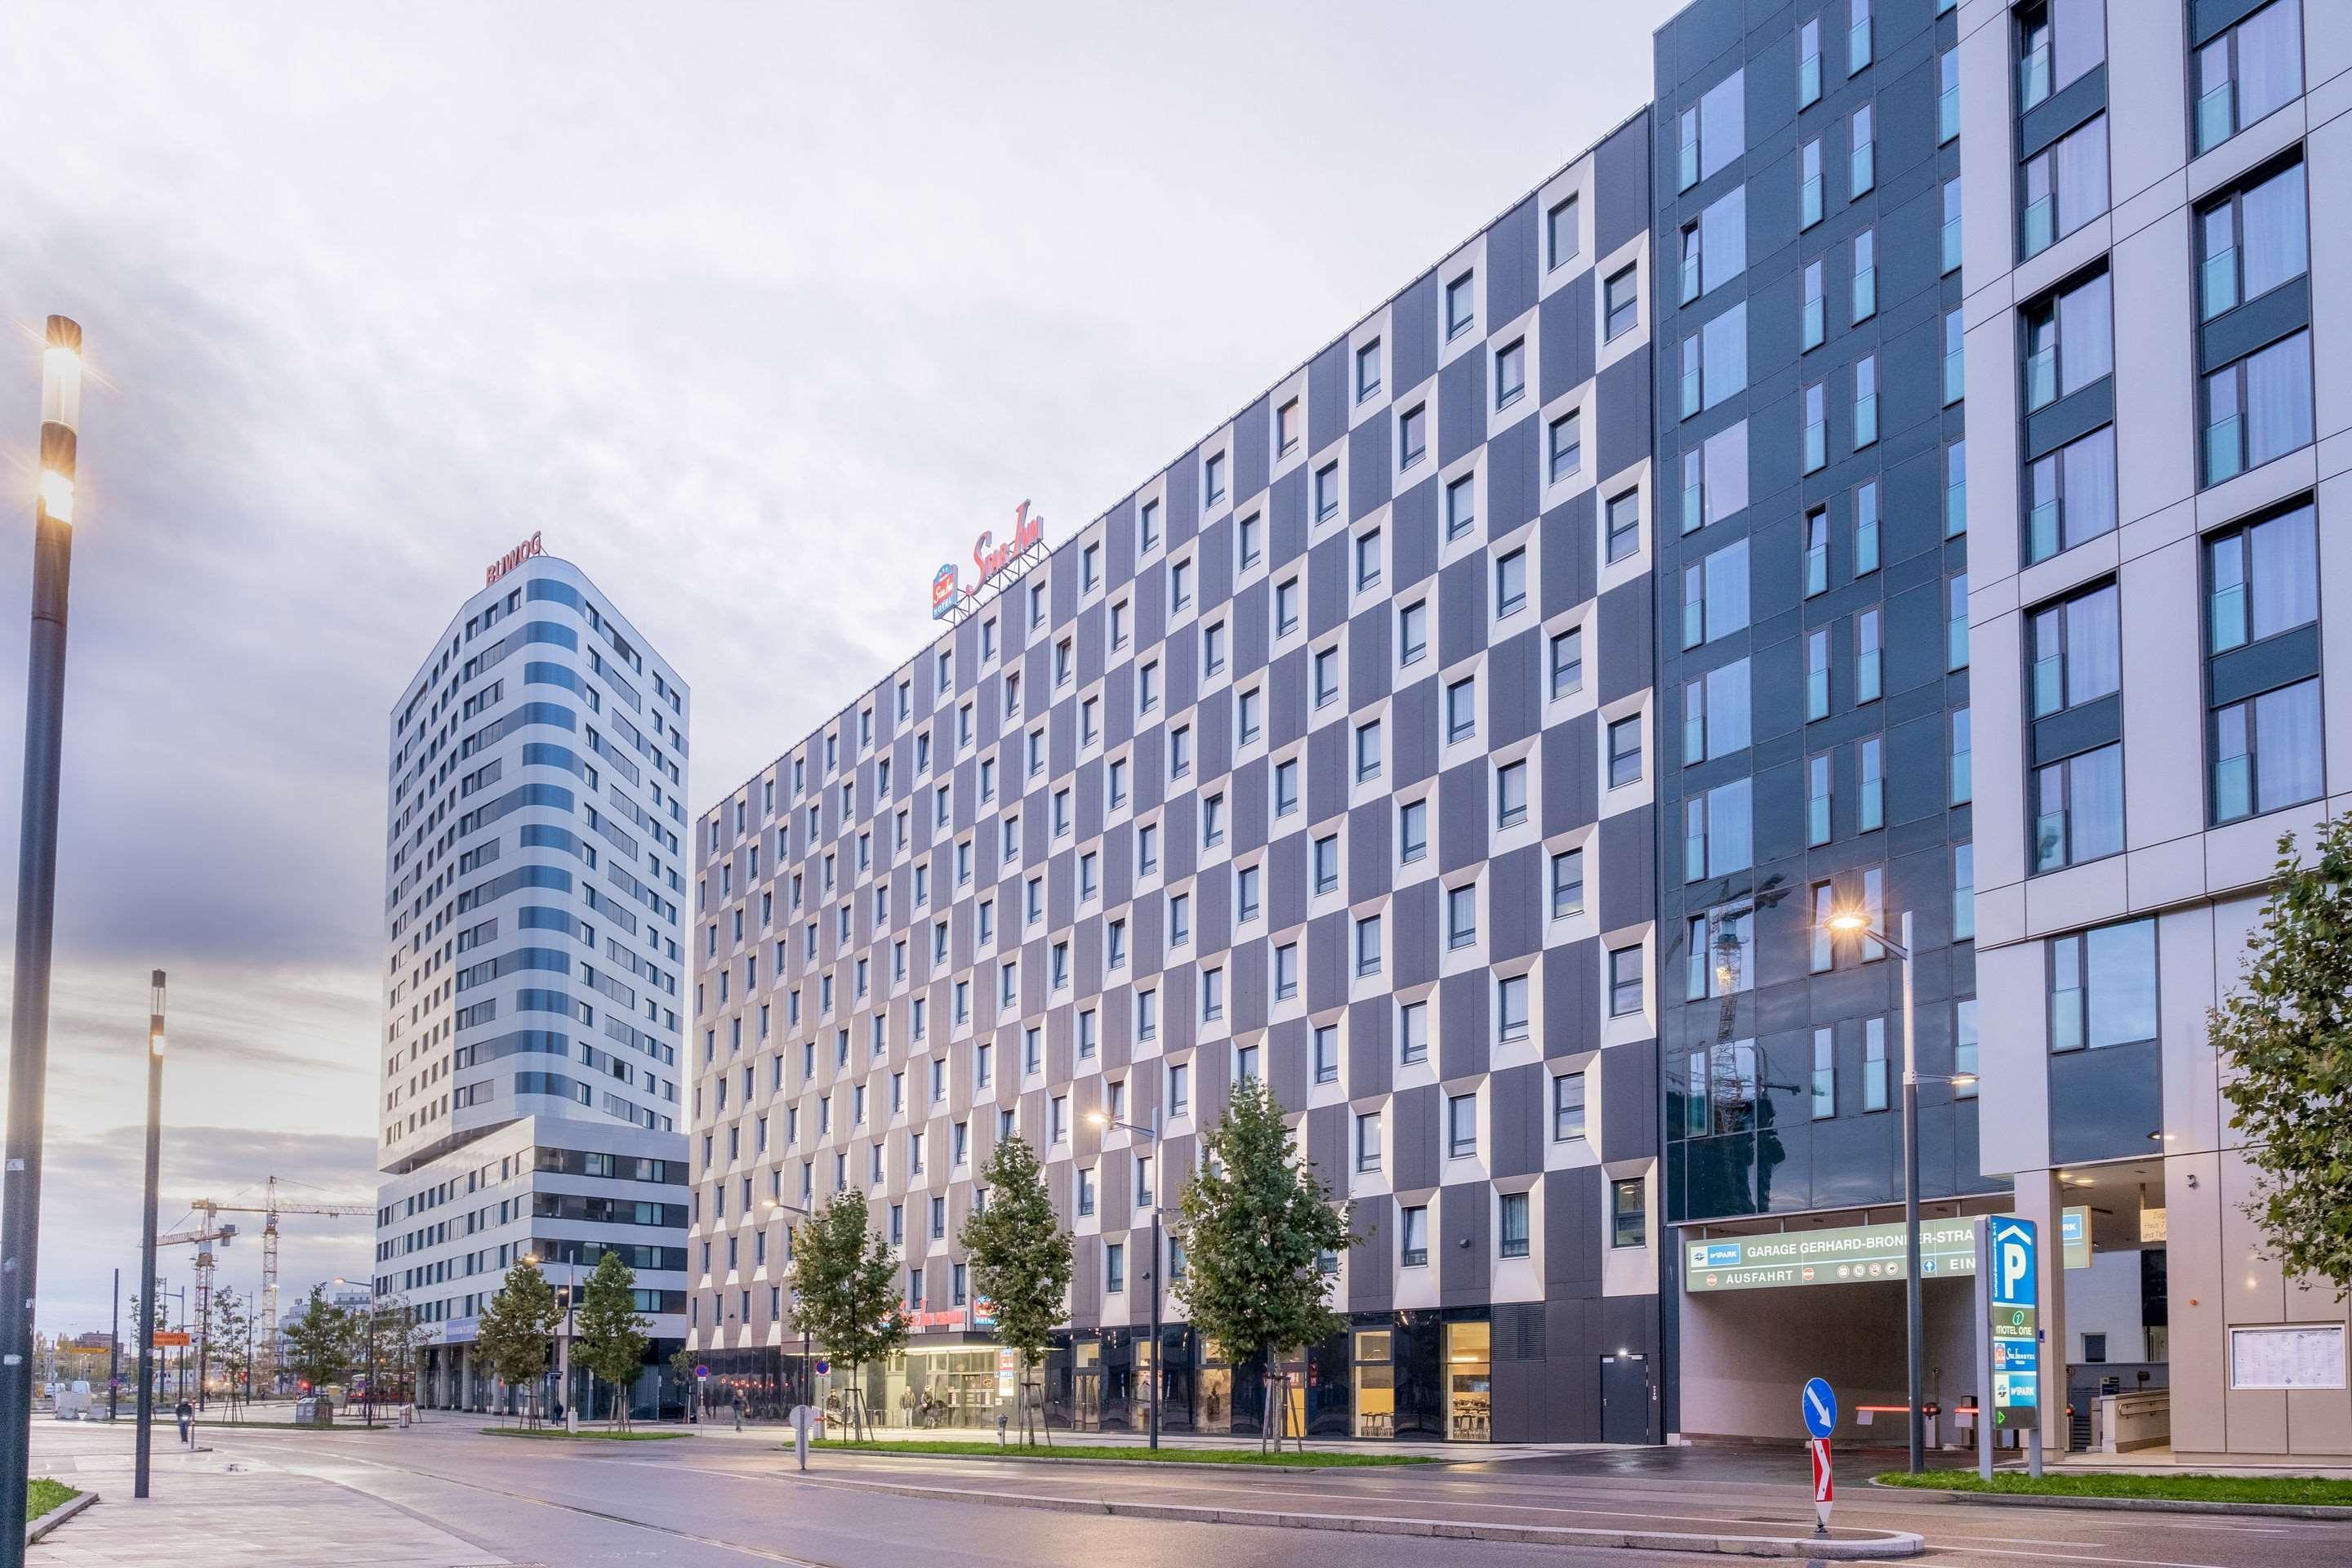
[
  {"xmin": 2035, "ymin": 743, "xmax": 2124, "ymax": 870},
  {"xmin": 1849, "ymin": 104, "xmax": 1874, "ymax": 198},
  {"xmin": 1205, "ymin": 451, "xmax": 1227, "ymax": 507},
  {"xmin": 1550, "ymin": 847, "xmax": 1585, "ymax": 918},
  {"xmin": 2208, "ymin": 503, "xmax": 2318, "ymax": 654},
  {"xmin": 1399, "ymin": 798, "xmax": 1428, "ymax": 862},
  {"xmin": 2048, "ymin": 918, "xmax": 2157, "ymax": 1053},
  {"xmin": 1946, "ymin": 438, "xmax": 1969, "ymax": 539},
  {"xmin": 2023, "ymin": 270, "xmax": 2114, "ymax": 413},
  {"xmin": 1681, "ymin": 537, "xmax": 1748, "ymax": 648},
  {"xmin": 1313, "ymin": 833, "xmax": 1340, "ymax": 894},
  {"xmin": 1547, "ymin": 194, "xmax": 1579, "ymax": 269},
  {"xmin": 1446, "ymin": 677, "xmax": 1478, "ymax": 744},
  {"xmin": 1399, "ymin": 599, "xmax": 1428, "ymax": 666},
  {"xmin": 1859, "ymin": 737, "xmax": 1883, "ymax": 832},
  {"xmin": 1798, "ymin": 15, "xmax": 1822, "ymax": 106},
  {"xmin": 1399, "ymin": 403, "xmax": 1428, "ymax": 468},
  {"xmin": 1681, "ymin": 302, "xmax": 1748, "ymax": 415},
  {"xmin": 1606, "ymin": 715, "xmax": 1643, "ymax": 788},
  {"xmin": 1354, "ymin": 531, "xmax": 1382, "ymax": 592},
  {"xmin": 2210, "ymin": 510, "xmax": 2323, "ymax": 822},
  {"xmin": 2026, "ymin": 425, "xmax": 2116, "ymax": 563},
  {"xmin": 1356, "ymin": 337, "xmax": 1383, "ymax": 402},
  {"xmin": 1948, "ymin": 575, "xmax": 1970, "ymax": 671},
  {"xmin": 1446, "ymin": 272, "xmax": 1475, "ymax": 339},
  {"xmin": 1139, "ymin": 497, "xmax": 1161, "ymax": 553},
  {"xmin": 1856, "ymin": 608, "xmax": 1881, "ymax": 703},
  {"xmin": 2021, "ymin": 119, "xmax": 2109, "ymax": 259},
  {"xmin": 1548, "ymin": 410, "xmax": 1582, "ymax": 483},
  {"xmin": 1549, "ymin": 627, "xmax": 1584, "ymax": 699},
  {"xmin": 1953, "ymin": 840, "xmax": 1976, "ymax": 943},
  {"xmin": 2016, "ymin": 0, "xmax": 2105, "ymax": 111},
  {"xmin": 1847, "ymin": 0, "xmax": 1871, "ymax": 72},
  {"xmin": 1603, "ymin": 265, "xmax": 1638, "ymax": 340},
  {"xmin": 1314, "ymin": 647, "xmax": 1341, "ymax": 706},
  {"xmin": 1312, "ymin": 1024, "xmax": 1339, "ymax": 1085},
  {"xmin": 1552, "ymin": 1071, "xmax": 1586, "ymax": 1141},
  {"xmin": 1355, "ymin": 720, "xmax": 1383, "ymax": 783},
  {"xmin": 1855, "ymin": 481, "xmax": 1880, "ymax": 576},
  {"xmin": 1167, "ymin": 1061, "xmax": 1191, "ymax": 1115},
  {"xmin": 1806, "ymin": 753, "xmax": 1833, "ymax": 845},
  {"xmin": 1355, "ymin": 915, "xmax": 1383, "ymax": 977},
  {"xmin": 1954, "ymin": 996, "xmax": 1979, "ymax": 1094},
  {"xmin": 1606, "ymin": 491, "xmax": 1641, "ymax": 564},
  {"xmin": 1272, "ymin": 581, "xmax": 1299, "ymax": 639},
  {"xmin": 1237, "ymin": 512, "xmax": 1261, "ymax": 569},
  {"xmin": 1608, "ymin": 945, "xmax": 1644, "ymax": 1016},
  {"xmin": 1445, "ymin": 474, "xmax": 1476, "ymax": 539},
  {"xmin": 1851, "ymin": 228, "xmax": 1876, "ymax": 323},
  {"xmin": 1852, "ymin": 354, "xmax": 1878, "ymax": 449},
  {"xmin": 1105, "ymin": 1242, "xmax": 1124, "ymax": 1293},
  {"xmin": 1679, "ymin": 186, "xmax": 1747, "ymax": 303},
  {"xmin": 1495, "ymin": 339, "xmax": 1526, "ymax": 408},
  {"xmin": 1446, "ymin": 883, "xmax": 1477, "ymax": 948},
  {"xmin": 1399, "ymin": 999, "xmax": 1429, "ymax": 1064},
  {"xmin": 1677, "ymin": 68, "xmax": 1744, "ymax": 189},
  {"xmin": 1801, "ymin": 138, "xmax": 1824, "ymax": 228},
  {"xmin": 1315, "ymin": 461, "xmax": 1340, "ymax": 522},
  {"xmin": 2194, "ymin": 0, "xmax": 2298, "ymax": 153},
  {"xmin": 1355, "ymin": 1111, "xmax": 1382, "ymax": 1172},
  {"xmin": 1939, "ymin": 45, "xmax": 1960, "ymax": 142},
  {"xmin": 2031, "ymin": 581, "xmax": 2120, "ymax": 719},
  {"xmin": 1683, "ymin": 778, "xmax": 1753, "ymax": 880},
  {"xmin": 1683, "ymin": 657, "xmax": 1751, "ymax": 763},
  {"xmin": 1942, "ymin": 306, "xmax": 1965, "ymax": 408},
  {"xmin": 2200, "ymin": 161, "xmax": 2306, "ymax": 322},
  {"xmin": 1275, "ymin": 399, "xmax": 1298, "ymax": 457},
  {"xmin": 1952, "ymin": 707, "xmax": 1974, "ymax": 804},
  {"xmin": 1401, "ymin": 1205, "xmax": 1430, "ymax": 1267},
  {"xmin": 1496, "ymin": 758, "xmax": 1529, "ymax": 826},
  {"xmin": 1802, "ymin": 381, "xmax": 1826, "ymax": 473},
  {"xmin": 1446, "ymin": 1094, "xmax": 1477, "ymax": 1158},
  {"xmin": 1801, "ymin": 259, "xmax": 1824, "ymax": 352},
  {"xmin": 2206, "ymin": 329, "xmax": 2314, "ymax": 485},
  {"xmin": 1610, "ymin": 1178, "xmax": 1645, "ymax": 1248},
  {"xmin": 1942, "ymin": 177, "xmax": 1963, "ymax": 276}
]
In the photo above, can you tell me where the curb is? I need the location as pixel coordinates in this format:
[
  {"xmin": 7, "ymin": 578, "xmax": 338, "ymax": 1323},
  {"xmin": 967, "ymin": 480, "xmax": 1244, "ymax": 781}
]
[
  {"xmin": 780, "ymin": 1445, "xmax": 1448, "ymax": 1475},
  {"xmin": 26, "ymin": 1489, "xmax": 97, "ymax": 1546},
  {"xmin": 1864, "ymin": 1478, "xmax": 2352, "ymax": 1521},
  {"xmin": 804, "ymin": 1473, "xmax": 1924, "ymax": 1557}
]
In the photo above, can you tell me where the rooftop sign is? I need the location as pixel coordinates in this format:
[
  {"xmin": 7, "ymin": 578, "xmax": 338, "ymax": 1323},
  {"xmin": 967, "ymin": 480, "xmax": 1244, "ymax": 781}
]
[
  {"xmin": 932, "ymin": 502, "xmax": 1046, "ymax": 621},
  {"xmin": 486, "ymin": 530, "xmax": 545, "ymax": 587}
]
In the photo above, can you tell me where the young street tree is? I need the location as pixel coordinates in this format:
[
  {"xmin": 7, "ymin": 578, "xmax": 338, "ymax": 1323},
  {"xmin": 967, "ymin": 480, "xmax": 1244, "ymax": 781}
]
[
  {"xmin": 477, "ymin": 1258, "xmax": 562, "ymax": 1426},
  {"xmin": 2211, "ymin": 818, "xmax": 2352, "ymax": 1296},
  {"xmin": 283, "ymin": 1285, "xmax": 353, "ymax": 1398},
  {"xmin": 786, "ymin": 1189, "xmax": 911, "ymax": 1440},
  {"xmin": 1174, "ymin": 1077, "xmax": 1356, "ymax": 1451},
  {"xmin": 206, "ymin": 1287, "xmax": 252, "ymax": 1418},
  {"xmin": 959, "ymin": 1134, "xmax": 1072, "ymax": 1443},
  {"xmin": 572, "ymin": 1250, "xmax": 652, "ymax": 1429}
]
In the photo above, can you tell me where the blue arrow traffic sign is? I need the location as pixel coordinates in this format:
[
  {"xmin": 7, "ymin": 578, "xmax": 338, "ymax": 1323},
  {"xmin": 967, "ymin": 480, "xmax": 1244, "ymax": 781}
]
[{"xmin": 1801, "ymin": 1377, "xmax": 1838, "ymax": 1439}]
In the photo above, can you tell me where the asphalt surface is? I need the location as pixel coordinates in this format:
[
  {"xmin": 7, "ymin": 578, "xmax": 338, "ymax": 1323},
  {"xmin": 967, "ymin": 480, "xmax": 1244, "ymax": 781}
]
[{"xmin": 64, "ymin": 1421, "xmax": 2352, "ymax": 1567}]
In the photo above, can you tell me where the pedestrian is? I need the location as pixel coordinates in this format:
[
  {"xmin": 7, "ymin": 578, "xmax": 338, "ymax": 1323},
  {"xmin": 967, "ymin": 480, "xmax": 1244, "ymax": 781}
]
[{"xmin": 175, "ymin": 1396, "xmax": 194, "ymax": 1446}]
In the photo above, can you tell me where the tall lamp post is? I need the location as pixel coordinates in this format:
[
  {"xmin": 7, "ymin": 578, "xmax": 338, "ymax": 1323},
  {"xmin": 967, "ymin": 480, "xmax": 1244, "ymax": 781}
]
[
  {"xmin": 1823, "ymin": 908, "xmax": 1975, "ymax": 1475},
  {"xmin": 557, "ymin": 1282, "xmax": 575, "ymax": 1432},
  {"xmin": 1086, "ymin": 1107, "xmax": 1163, "ymax": 1450},
  {"xmin": 135, "ymin": 973, "xmax": 167, "ymax": 1499},
  {"xmin": 761, "ymin": 1200, "xmax": 813, "ymax": 1418},
  {"xmin": 0, "ymin": 316, "xmax": 86, "ymax": 1566}
]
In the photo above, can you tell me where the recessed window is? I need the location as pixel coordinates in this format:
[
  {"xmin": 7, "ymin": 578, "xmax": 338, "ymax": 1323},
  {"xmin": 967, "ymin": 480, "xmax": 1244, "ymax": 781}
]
[
  {"xmin": 1546, "ymin": 194, "xmax": 1579, "ymax": 270},
  {"xmin": 2047, "ymin": 918, "xmax": 2157, "ymax": 1053},
  {"xmin": 1275, "ymin": 399, "xmax": 1299, "ymax": 457},
  {"xmin": 1398, "ymin": 799, "xmax": 1428, "ymax": 863},
  {"xmin": 1446, "ymin": 677, "xmax": 1478, "ymax": 744},
  {"xmin": 1606, "ymin": 715, "xmax": 1642, "ymax": 788},
  {"xmin": 1138, "ymin": 497, "xmax": 1161, "ymax": 553},
  {"xmin": 2194, "ymin": 2, "xmax": 2301, "ymax": 154},
  {"xmin": 1603, "ymin": 265, "xmax": 1638, "ymax": 340},
  {"xmin": 1606, "ymin": 491, "xmax": 1641, "ymax": 564},
  {"xmin": 1549, "ymin": 847, "xmax": 1584, "ymax": 918},
  {"xmin": 1610, "ymin": 1178, "xmax": 1646, "ymax": 1247},
  {"xmin": 1398, "ymin": 600, "xmax": 1428, "ymax": 666},
  {"xmin": 1494, "ymin": 548, "xmax": 1527, "ymax": 617},
  {"xmin": 1445, "ymin": 271, "xmax": 1475, "ymax": 339},
  {"xmin": 1356, "ymin": 339, "xmax": 1383, "ymax": 402},
  {"xmin": 1401, "ymin": 1204, "xmax": 1429, "ymax": 1267},
  {"xmin": 2020, "ymin": 118, "xmax": 2109, "ymax": 260},
  {"xmin": 1445, "ymin": 474, "xmax": 1476, "ymax": 539},
  {"xmin": 1552, "ymin": 1071, "xmax": 1587, "ymax": 1141},
  {"xmin": 1399, "ymin": 404, "xmax": 1428, "ymax": 468},
  {"xmin": 1548, "ymin": 627, "xmax": 1584, "ymax": 699},
  {"xmin": 1494, "ymin": 339, "xmax": 1526, "ymax": 408},
  {"xmin": 1315, "ymin": 462, "xmax": 1340, "ymax": 523},
  {"xmin": 1548, "ymin": 411, "xmax": 1582, "ymax": 483},
  {"xmin": 1204, "ymin": 451, "xmax": 1227, "ymax": 507},
  {"xmin": 1496, "ymin": 759, "xmax": 1528, "ymax": 827}
]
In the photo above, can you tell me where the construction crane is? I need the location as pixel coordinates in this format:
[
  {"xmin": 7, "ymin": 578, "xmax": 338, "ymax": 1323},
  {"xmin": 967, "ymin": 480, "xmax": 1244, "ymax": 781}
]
[
  {"xmin": 187, "ymin": 1176, "xmax": 361, "ymax": 1392},
  {"xmin": 154, "ymin": 1218, "xmax": 235, "ymax": 1405}
]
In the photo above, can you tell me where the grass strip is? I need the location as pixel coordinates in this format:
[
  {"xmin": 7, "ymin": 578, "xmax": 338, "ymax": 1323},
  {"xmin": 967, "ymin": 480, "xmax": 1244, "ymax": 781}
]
[
  {"xmin": 26, "ymin": 1478, "xmax": 79, "ymax": 1521},
  {"xmin": 1874, "ymin": 1469, "xmax": 2352, "ymax": 1507}
]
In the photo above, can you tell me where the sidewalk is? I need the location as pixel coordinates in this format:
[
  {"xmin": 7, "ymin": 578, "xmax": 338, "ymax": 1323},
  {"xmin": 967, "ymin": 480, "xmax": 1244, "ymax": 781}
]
[
  {"xmin": 27, "ymin": 1422, "xmax": 503, "ymax": 1566},
  {"xmin": 659, "ymin": 1414, "xmax": 1577, "ymax": 1462}
]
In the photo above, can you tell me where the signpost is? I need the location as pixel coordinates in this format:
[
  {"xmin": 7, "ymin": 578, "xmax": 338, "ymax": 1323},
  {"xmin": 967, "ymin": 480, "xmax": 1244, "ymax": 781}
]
[
  {"xmin": 1975, "ymin": 1215, "xmax": 2043, "ymax": 1480},
  {"xmin": 1800, "ymin": 1377, "xmax": 1835, "ymax": 1537},
  {"xmin": 1685, "ymin": 1217, "xmax": 1983, "ymax": 1292}
]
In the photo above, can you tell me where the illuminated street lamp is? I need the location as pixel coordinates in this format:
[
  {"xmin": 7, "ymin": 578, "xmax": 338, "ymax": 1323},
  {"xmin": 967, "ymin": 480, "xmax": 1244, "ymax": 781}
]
[
  {"xmin": 1086, "ymin": 1107, "xmax": 1163, "ymax": 1450},
  {"xmin": 0, "ymin": 318, "xmax": 87, "ymax": 1566},
  {"xmin": 762, "ymin": 1200, "xmax": 814, "ymax": 1419}
]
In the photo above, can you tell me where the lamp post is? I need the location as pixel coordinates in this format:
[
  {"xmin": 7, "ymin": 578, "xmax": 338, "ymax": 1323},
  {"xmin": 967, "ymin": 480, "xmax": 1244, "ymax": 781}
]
[
  {"xmin": 558, "ymin": 1282, "xmax": 576, "ymax": 1432},
  {"xmin": 0, "ymin": 317, "xmax": 86, "ymax": 1566},
  {"xmin": 135, "ymin": 973, "xmax": 167, "ymax": 1499},
  {"xmin": 1825, "ymin": 906, "xmax": 1941, "ymax": 1476},
  {"xmin": 1087, "ymin": 1107, "xmax": 1163, "ymax": 1450},
  {"xmin": 762, "ymin": 1200, "xmax": 813, "ymax": 1418}
]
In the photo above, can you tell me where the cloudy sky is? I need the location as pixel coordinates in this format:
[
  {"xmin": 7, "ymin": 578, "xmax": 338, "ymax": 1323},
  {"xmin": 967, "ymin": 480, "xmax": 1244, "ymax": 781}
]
[{"xmin": 0, "ymin": 1, "xmax": 1664, "ymax": 1333}]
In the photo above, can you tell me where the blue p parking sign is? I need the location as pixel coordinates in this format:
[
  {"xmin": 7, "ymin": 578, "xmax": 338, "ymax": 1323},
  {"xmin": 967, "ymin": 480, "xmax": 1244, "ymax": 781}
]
[{"xmin": 1801, "ymin": 1377, "xmax": 1837, "ymax": 1439}]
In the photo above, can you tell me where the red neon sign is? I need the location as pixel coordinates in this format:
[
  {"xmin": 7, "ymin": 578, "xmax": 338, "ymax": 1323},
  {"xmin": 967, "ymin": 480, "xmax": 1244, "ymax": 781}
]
[
  {"xmin": 485, "ymin": 530, "xmax": 545, "ymax": 587},
  {"xmin": 932, "ymin": 502, "xmax": 1045, "ymax": 619}
]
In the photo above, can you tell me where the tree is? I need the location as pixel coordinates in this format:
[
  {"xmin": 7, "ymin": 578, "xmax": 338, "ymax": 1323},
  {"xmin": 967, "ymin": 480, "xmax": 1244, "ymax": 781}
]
[
  {"xmin": 283, "ymin": 1285, "xmax": 354, "ymax": 1398},
  {"xmin": 786, "ymin": 1189, "xmax": 910, "ymax": 1441},
  {"xmin": 206, "ymin": 1288, "xmax": 252, "ymax": 1419},
  {"xmin": 1174, "ymin": 1077, "xmax": 1356, "ymax": 1451},
  {"xmin": 572, "ymin": 1251, "xmax": 652, "ymax": 1429},
  {"xmin": 959, "ymin": 1134, "xmax": 1072, "ymax": 1443},
  {"xmin": 476, "ymin": 1258, "xmax": 561, "ymax": 1426},
  {"xmin": 2211, "ymin": 817, "xmax": 2352, "ymax": 1297}
]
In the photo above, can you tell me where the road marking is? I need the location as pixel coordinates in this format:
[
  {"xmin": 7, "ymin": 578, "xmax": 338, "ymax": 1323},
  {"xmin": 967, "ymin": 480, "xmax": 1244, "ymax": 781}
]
[{"xmin": 1920, "ymin": 1544, "xmax": 2238, "ymax": 1568}]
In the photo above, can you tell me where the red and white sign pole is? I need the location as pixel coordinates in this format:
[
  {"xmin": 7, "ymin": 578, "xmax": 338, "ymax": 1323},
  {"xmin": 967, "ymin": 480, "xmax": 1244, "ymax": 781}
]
[{"xmin": 1809, "ymin": 1437, "xmax": 1834, "ymax": 1535}]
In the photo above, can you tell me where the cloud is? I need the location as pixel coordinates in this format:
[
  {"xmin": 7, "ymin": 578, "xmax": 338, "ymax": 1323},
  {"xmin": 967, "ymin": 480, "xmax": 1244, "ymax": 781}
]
[{"xmin": 0, "ymin": 0, "xmax": 1664, "ymax": 1330}]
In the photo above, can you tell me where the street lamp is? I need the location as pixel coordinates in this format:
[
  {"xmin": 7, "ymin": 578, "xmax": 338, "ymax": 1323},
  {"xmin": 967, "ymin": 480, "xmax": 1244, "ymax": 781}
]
[
  {"xmin": 1824, "ymin": 906, "xmax": 1936, "ymax": 1475},
  {"xmin": 763, "ymin": 1200, "xmax": 814, "ymax": 1421},
  {"xmin": 0, "ymin": 317, "xmax": 87, "ymax": 1568},
  {"xmin": 516, "ymin": 1253, "xmax": 575, "ymax": 1431},
  {"xmin": 134, "ymin": 973, "xmax": 167, "ymax": 1500},
  {"xmin": 1086, "ymin": 1107, "xmax": 1163, "ymax": 1450}
]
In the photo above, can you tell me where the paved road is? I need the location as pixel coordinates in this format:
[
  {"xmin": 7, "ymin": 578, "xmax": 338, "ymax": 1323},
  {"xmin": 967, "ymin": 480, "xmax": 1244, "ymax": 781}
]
[{"xmin": 33, "ymin": 1419, "xmax": 2352, "ymax": 1567}]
